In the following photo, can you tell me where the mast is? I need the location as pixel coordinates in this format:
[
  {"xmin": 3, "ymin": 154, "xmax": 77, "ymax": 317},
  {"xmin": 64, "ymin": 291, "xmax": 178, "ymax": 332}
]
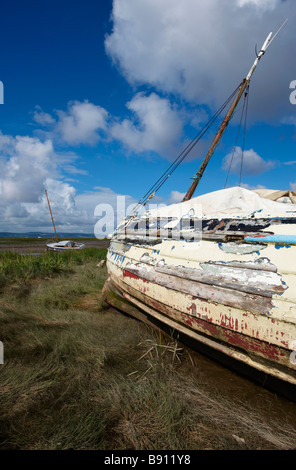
[
  {"xmin": 183, "ymin": 31, "xmax": 273, "ymax": 202},
  {"xmin": 45, "ymin": 190, "xmax": 58, "ymax": 242}
]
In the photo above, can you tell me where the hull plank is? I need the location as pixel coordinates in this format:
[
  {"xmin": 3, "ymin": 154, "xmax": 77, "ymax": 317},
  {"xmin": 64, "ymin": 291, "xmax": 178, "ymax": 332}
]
[
  {"xmin": 103, "ymin": 214, "xmax": 296, "ymax": 393},
  {"xmin": 102, "ymin": 31, "xmax": 296, "ymax": 398},
  {"xmin": 105, "ymin": 275, "xmax": 296, "ymax": 386},
  {"xmin": 123, "ymin": 261, "xmax": 283, "ymax": 314}
]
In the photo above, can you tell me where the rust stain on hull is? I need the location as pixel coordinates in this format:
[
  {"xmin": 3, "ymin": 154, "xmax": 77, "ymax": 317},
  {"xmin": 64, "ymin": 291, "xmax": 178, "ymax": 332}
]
[
  {"xmin": 113, "ymin": 273, "xmax": 288, "ymax": 364},
  {"xmin": 104, "ymin": 274, "xmax": 296, "ymax": 387},
  {"xmin": 103, "ymin": 223, "xmax": 296, "ymax": 388}
]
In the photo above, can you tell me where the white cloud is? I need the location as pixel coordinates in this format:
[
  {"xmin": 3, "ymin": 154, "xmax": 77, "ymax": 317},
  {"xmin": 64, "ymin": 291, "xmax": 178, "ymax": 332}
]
[
  {"xmin": 240, "ymin": 183, "xmax": 267, "ymax": 190},
  {"xmin": 3, "ymin": 0, "xmax": 293, "ymax": 232},
  {"xmin": 237, "ymin": 0, "xmax": 278, "ymax": 9},
  {"xmin": 1, "ymin": 91, "xmax": 175, "ymax": 232},
  {"xmin": 0, "ymin": 132, "xmax": 14, "ymax": 153},
  {"xmin": 0, "ymin": 144, "xmax": 137, "ymax": 233},
  {"xmin": 222, "ymin": 146, "xmax": 275, "ymax": 175},
  {"xmin": 0, "ymin": 136, "xmax": 57, "ymax": 202},
  {"xmin": 56, "ymin": 100, "xmax": 108, "ymax": 146},
  {"xmin": 44, "ymin": 178, "xmax": 77, "ymax": 213},
  {"xmin": 26, "ymin": 185, "xmax": 138, "ymax": 237},
  {"xmin": 33, "ymin": 94, "xmax": 187, "ymax": 158},
  {"xmin": 33, "ymin": 106, "xmax": 56, "ymax": 126},
  {"xmin": 110, "ymin": 92, "xmax": 184, "ymax": 157},
  {"xmin": 168, "ymin": 190, "xmax": 185, "ymax": 204},
  {"xmin": 62, "ymin": 165, "xmax": 88, "ymax": 175},
  {"xmin": 5, "ymin": 203, "xmax": 30, "ymax": 219},
  {"xmin": 105, "ymin": 0, "xmax": 294, "ymax": 122},
  {"xmin": 0, "ymin": 138, "xmax": 82, "ymax": 204}
]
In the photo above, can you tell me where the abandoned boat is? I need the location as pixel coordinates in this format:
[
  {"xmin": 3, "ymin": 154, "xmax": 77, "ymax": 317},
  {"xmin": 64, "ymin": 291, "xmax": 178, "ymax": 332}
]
[
  {"xmin": 103, "ymin": 27, "xmax": 296, "ymax": 396},
  {"xmin": 46, "ymin": 240, "xmax": 86, "ymax": 251},
  {"xmin": 45, "ymin": 189, "xmax": 85, "ymax": 252}
]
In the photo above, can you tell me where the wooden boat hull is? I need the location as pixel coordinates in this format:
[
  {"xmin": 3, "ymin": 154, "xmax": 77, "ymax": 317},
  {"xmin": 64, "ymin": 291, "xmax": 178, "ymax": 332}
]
[
  {"xmin": 102, "ymin": 29, "xmax": 296, "ymax": 398},
  {"xmin": 103, "ymin": 223, "xmax": 296, "ymax": 395}
]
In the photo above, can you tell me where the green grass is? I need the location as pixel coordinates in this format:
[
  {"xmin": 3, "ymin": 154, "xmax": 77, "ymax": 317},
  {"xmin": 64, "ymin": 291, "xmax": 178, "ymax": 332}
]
[
  {"xmin": 0, "ymin": 248, "xmax": 296, "ymax": 450},
  {"xmin": 0, "ymin": 248, "xmax": 107, "ymax": 289}
]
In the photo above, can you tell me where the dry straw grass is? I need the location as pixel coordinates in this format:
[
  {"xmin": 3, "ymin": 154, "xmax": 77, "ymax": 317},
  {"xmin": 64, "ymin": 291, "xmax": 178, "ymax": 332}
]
[{"xmin": 0, "ymin": 247, "xmax": 296, "ymax": 450}]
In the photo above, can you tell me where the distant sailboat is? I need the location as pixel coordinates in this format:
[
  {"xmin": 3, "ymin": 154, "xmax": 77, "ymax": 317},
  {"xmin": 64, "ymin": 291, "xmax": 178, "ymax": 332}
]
[
  {"xmin": 45, "ymin": 190, "xmax": 85, "ymax": 251},
  {"xmin": 102, "ymin": 24, "xmax": 296, "ymax": 400}
]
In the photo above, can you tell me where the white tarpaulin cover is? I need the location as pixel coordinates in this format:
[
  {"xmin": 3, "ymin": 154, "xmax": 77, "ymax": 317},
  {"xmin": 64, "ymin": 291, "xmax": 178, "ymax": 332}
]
[{"xmin": 145, "ymin": 187, "xmax": 296, "ymax": 219}]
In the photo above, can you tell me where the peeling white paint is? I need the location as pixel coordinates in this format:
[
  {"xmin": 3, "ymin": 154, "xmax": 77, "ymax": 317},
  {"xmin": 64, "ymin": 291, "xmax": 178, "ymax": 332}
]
[{"xmin": 218, "ymin": 242, "xmax": 267, "ymax": 254}]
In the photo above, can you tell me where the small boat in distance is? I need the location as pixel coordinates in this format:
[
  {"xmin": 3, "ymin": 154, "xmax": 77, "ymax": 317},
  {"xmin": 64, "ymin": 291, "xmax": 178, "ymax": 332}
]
[
  {"xmin": 103, "ymin": 24, "xmax": 296, "ymax": 400},
  {"xmin": 45, "ymin": 190, "xmax": 85, "ymax": 252},
  {"xmin": 46, "ymin": 240, "xmax": 85, "ymax": 252}
]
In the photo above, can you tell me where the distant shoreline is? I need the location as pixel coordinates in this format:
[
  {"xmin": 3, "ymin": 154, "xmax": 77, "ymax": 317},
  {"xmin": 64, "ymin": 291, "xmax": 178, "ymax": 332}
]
[
  {"xmin": 0, "ymin": 237, "xmax": 109, "ymax": 254},
  {"xmin": 0, "ymin": 232, "xmax": 98, "ymax": 238}
]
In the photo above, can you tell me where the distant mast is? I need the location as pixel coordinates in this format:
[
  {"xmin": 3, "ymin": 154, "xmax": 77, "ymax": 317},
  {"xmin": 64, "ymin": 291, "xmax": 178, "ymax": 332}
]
[
  {"xmin": 45, "ymin": 190, "xmax": 58, "ymax": 242},
  {"xmin": 182, "ymin": 31, "xmax": 274, "ymax": 202}
]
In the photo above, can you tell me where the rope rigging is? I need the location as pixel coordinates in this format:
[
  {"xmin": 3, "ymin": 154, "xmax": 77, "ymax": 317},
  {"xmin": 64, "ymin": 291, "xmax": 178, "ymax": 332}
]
[
  {"xmin": 239, "ymin": 86, "xmax": 250, "ymax": 186},
  {"xmin": 224, "ymin": 84, "xmax": 250, "ymax": 189},
  {"xmin": 128, "ymin": 81, "xmax": 243, "ymax": 218}
]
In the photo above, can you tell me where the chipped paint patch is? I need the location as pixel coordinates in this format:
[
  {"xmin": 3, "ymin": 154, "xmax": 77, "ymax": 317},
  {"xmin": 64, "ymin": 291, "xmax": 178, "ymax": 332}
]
[
  {"xmin": 218, "ymin": 242, "xmax": 266, "ymax": 254},
  {"xmin": 109, "ymin": 274, "xmax": 295, "ymax": 370},
  {"xmin": 105, "ymin": 217, "xmax": 296, "ymax": 386},
  {"xmin": 140, "ymin": 252, "xmax": 157, "ymax": 265}
]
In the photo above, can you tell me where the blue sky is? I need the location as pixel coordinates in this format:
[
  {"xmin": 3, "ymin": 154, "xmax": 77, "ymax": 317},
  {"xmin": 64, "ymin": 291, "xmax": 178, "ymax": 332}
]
[{"xmin": 0, "ymin": 0, "xmax": 295, "ymax": 235}]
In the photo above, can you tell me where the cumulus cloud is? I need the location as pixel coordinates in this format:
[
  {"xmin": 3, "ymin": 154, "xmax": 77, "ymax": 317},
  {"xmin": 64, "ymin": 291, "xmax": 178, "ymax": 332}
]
[
  {"xmin": 41, "ymin": 185, "xmax": 137, "ymax": 236},
  {"xmin": 33, "ymin": 95, "xmax": 188, "ymax": 158},
  {"xmin": 0, "ymin": 134, "xmax": 83, "ymax": 205},
  {"xmin": 5, "ymin": 203, "xmax": 30, "ymax": 219},
  {"xmin": 3, "ymin": 0, "xmax": 292, "ymax": 233},
  {"xmin": 33, "ymin": 106, "xmax": 56, "ymax": 126},
  {"xmin": 53, "ymin": 100, "xmax": 108, "ymax": 146},
  {"xmin": 168, "ymin": 190, "xmax": 186, "ymax": 204},
  {"xmin": 0, "ymin": 133, "xmax": 137, "ymax": 234},
  {"xmin": 237, "ymin": 0, "xmax": 278, "ymax": 9},
  {"xmin": 0, "ymin": 90, "xmax": 188, "ymax": 231},
  {"xmin": 105, "ymin": 0, "xmax": 294, "ymax": 122},
  {"xmin": 240, "ymin": 182, "xmax": 267, "ymax": 190},
  {"xmin": 0, "ymin": 132, "xmax": 89, "ymax": 232},
  {"xmin": 110, "ymin": 92, "xmax": 184, "ymax": 157},
  {"xmin": 10, "ymin": 179, "xmax": 79, "ymax": 234},
  {"xmin": 0, "ymin": 136, "xmax": 57, "ymax": 202},
  {"xmin": 222, "ymin": 146, "xmax": 275, "ymax": 175},
  {"xmin": 0, "ymin": 132, "xmax": 14, "ymax": 154},
  {"xmin": 1, "ymin": 174, "xmax": 137, "ymax": 235},
  {"xmin": 32, "ymin": 101, "xmax": 109, "ymax": 146}
]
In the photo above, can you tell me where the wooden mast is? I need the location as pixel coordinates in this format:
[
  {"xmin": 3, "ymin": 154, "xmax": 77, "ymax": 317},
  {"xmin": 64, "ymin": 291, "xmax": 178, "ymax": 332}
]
[
  {"xmin": 183, "ymin": 32, "xmax": 273, "ymax": 202},
  {"xmin": 45, "ymin": 190, "xmax": 58, "ymax": 242}
]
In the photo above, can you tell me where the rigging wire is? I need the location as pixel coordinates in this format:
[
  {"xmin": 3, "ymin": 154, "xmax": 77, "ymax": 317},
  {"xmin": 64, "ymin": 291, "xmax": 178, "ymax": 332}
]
[
  {"xmin": 224, "ymin": 84, "xmax": 250, "ymax": 188},
  {"xmin": 129, "ymin": 82, "xmax": 243, "ymax": 217},
  {"xmin": 239, "ymin": 85, "xmax": 250, "ymax": 186}
]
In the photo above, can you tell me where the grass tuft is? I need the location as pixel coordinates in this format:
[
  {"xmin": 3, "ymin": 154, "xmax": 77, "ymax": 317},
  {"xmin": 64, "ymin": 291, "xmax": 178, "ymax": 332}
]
[
  {"xmin": 0, "ymin": 248, "xmax": 107, "ymax": 289},
  {"xmin": 0, "ymin": 244, "xmax": 296, "ymax": 450}
]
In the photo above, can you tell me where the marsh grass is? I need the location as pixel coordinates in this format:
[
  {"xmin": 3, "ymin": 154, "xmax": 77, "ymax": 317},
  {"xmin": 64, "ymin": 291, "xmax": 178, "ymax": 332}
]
[
  {"xmin": 0, "ymin": 247, "xmax": 296, "ymax": 450},
  {"xmin": 0, "ymin": 248, "xmax": 106, "ymax": 289}
]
